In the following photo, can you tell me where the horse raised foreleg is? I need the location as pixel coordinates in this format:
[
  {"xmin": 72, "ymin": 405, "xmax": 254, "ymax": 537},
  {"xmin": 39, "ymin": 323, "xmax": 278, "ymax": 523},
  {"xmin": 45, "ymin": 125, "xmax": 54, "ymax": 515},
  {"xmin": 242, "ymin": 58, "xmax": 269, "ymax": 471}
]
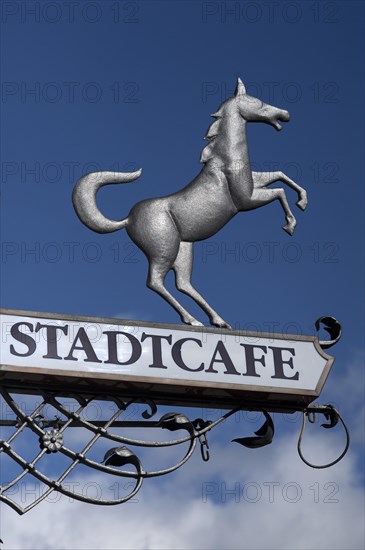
[
  {"xmin": 252, "ymin": 171, "xmax": 307, "ymax": 211},
  {"xmin": 173, "ymin": 242, "xmax": 231, "ymax": 329},
  {"xmin": 250, "ymin": 187, "xmax": 297, "ymax": 235}
]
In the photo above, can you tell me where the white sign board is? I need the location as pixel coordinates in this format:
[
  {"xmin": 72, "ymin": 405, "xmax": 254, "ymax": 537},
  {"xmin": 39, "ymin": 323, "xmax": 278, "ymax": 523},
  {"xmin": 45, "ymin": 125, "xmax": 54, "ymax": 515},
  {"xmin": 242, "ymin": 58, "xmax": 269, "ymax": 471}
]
[{"xmin": 0, "ymin": 310, "xmax": 334, "ymax": 410}]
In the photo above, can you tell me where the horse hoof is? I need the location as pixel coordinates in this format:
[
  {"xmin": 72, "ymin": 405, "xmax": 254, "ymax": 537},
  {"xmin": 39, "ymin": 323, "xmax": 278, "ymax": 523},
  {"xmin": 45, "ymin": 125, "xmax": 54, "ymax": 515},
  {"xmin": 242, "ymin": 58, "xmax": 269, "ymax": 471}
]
[
  {"xmin": 296, "ymin": 198, "xmax": 307, "ymax": 211},
  {"xmin": 212, "ymin": 319, "xmax": 232, "ymax": 329},
  {"xmin": 220, "ymin": 323, "xmax": 232, "ymax": 330},
  {"xmin": 282, "ymin": 224, "xmax": 295, "ymax": 236},
  {"xmin": 187, "ymin": 319, "xmax": 204, "ymax": 327}
]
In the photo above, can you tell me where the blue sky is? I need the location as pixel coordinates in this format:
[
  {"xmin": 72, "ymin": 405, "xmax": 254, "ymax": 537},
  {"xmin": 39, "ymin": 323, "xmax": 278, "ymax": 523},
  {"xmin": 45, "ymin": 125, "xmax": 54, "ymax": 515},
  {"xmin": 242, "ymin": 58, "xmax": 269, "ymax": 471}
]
[{"xmin": 1, "ymin": 1, "xmax": 364, "ymax": 548}]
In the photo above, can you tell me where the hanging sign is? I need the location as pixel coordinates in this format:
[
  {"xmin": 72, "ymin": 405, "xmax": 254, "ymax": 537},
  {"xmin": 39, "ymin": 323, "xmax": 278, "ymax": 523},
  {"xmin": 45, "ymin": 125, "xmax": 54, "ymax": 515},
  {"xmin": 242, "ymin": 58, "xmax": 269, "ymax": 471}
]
[{"xmin": 0, "ymin": 309, "xmax": 334, "ymax": 410}]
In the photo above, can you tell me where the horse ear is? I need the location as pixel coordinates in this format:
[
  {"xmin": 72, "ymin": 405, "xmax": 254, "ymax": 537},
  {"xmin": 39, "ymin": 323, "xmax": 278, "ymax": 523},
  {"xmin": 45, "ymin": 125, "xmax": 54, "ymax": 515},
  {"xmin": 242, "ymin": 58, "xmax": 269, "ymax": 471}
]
[{"xmin": 235, "ymin": 77, "xmax": 246, "ymax": 96}]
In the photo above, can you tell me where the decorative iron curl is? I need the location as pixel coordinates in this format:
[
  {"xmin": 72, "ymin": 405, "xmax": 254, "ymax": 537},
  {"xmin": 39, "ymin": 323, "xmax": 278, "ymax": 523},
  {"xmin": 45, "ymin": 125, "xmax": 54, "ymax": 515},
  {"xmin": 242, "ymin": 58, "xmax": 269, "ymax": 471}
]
[
  {"xmin": 315, "ymin": 316, "xmax": 342, "ymax": 350},
  {"xmin": 297, "ymin": 404, "xmax": 350, "ymax": 468},
  {"xmin": 0, "ymin": 386, "xmax": 349, "ymax": 516}
]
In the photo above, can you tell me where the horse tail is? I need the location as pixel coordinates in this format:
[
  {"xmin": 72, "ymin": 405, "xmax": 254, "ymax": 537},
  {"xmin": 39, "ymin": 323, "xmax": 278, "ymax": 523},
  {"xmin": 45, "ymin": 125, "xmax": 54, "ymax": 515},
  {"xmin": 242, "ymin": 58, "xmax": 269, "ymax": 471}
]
[{"xmin": 72, "ymin": 169, "xmax": 142, "ymax": 234}]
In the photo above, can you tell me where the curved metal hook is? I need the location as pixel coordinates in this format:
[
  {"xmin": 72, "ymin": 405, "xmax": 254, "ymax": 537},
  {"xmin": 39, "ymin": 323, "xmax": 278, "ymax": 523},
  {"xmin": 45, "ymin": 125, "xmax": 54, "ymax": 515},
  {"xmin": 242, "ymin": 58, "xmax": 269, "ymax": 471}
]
[
  {"xmin": 315, "ymin": 316, "xmax": 342, "ymax": 350},
  {"xmin": 193, "ymin": 419, "xmax": 211, "ymax": 461},
  {"xmin": 297, "ymin": 405, "xmax": 350, "ymax": 469}
]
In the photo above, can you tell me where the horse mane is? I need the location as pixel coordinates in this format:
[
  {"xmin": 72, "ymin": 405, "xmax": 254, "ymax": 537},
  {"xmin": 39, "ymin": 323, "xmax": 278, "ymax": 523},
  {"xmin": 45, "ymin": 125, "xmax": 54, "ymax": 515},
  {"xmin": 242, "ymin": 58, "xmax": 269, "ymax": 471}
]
[{"xmin": 199, "ymin": 104, "xmax": 227, "ymax": 164}]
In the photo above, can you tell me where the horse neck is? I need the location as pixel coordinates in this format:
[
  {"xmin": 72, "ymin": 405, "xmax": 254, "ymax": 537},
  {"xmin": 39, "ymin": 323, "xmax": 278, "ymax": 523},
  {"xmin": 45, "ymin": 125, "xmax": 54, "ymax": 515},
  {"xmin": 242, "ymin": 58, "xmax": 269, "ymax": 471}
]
[
  {"xmin": 204, "ymin": 111, "xmax": 251, "ymax": 173},
  {"xmin": 201, "ymin": 107, "xmax": 254, "ymax": 210},
  {"xmin": 222, "ymin": 113, "xmax": 248, "ymax": 163}
]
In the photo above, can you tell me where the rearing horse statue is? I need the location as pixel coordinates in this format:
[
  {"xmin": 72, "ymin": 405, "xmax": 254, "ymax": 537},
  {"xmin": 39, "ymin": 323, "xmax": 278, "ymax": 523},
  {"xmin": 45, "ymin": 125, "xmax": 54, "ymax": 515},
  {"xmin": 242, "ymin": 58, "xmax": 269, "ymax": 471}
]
[{"xmin": 73, "ymin": 78, "xmax": 307, "ymax": 329}]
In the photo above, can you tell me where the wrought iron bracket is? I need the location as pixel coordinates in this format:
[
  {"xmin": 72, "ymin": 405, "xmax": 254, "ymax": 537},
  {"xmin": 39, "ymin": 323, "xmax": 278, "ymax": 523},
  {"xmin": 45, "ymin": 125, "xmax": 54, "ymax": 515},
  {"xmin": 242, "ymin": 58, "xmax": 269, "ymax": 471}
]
[{"xmin": 0, "ymin": 386, "xmax": 349, "ymax": 515}]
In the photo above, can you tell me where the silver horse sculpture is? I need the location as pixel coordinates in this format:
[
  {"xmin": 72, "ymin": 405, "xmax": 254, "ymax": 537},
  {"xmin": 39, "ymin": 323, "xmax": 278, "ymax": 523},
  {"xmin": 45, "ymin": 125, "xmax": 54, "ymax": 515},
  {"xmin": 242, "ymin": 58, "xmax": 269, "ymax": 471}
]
[{"xmin": 73, "ymin": 78, "xmax": 307, "ymax": 329}]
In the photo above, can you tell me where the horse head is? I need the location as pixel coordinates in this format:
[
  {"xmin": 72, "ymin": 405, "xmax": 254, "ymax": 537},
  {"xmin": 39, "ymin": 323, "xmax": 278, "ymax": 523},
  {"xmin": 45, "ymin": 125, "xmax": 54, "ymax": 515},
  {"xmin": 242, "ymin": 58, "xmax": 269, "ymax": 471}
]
[{"xmin": 234, "ymin": 78, "xmax": 290, "ymax": 131}]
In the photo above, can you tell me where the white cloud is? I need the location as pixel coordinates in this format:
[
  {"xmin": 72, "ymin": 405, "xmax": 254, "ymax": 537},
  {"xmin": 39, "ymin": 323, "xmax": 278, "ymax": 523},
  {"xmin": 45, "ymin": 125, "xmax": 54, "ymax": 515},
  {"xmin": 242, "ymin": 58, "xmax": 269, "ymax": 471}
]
[
  {"xmin": 1, "ymin": 353, "xmax": 364, "ymax": 549},
  {"xmin": 1, "ymin": 429, "xmax": 364, "ymax": 550}
]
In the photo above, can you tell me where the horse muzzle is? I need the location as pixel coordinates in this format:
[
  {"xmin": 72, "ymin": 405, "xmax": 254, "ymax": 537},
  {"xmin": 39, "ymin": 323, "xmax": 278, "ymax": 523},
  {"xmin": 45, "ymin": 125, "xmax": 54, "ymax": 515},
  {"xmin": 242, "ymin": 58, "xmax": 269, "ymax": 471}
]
[{"xmin": 271, "ymin": 110, "xmax": 290, "ymax": 131}]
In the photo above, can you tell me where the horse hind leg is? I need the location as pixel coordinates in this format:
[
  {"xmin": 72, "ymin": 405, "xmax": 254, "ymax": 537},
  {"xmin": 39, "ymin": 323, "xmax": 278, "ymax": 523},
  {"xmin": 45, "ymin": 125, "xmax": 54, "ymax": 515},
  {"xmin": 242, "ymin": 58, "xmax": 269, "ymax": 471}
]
[
  {"xmin": 173, "ymin": 242, "xmax": 232, "ymax": 329},
  {"xmin": 147, "ymin": 256, "xmax": 204, "ymax": 327},
  {"xmin": 250, "ymin": 186, "xmax": 297, "ymax": 235},
  {"xmin": 128, "ymin": 204, "xmax": 203, "ymax": 326}
]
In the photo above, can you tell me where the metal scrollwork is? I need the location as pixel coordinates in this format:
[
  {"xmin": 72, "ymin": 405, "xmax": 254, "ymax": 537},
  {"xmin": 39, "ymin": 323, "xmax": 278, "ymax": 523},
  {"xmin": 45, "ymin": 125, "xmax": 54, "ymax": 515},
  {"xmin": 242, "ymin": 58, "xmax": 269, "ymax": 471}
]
[
  {"xmin": 297, "ymin": 404, "xmax": 350, "ymax": 469},
  {"xmin": 0, "ymin": 387, "xmax": 349, "ymax": 515},
  {"xmin": 0, "ymin": 388, "xmax": 237, "ymax": 514}
]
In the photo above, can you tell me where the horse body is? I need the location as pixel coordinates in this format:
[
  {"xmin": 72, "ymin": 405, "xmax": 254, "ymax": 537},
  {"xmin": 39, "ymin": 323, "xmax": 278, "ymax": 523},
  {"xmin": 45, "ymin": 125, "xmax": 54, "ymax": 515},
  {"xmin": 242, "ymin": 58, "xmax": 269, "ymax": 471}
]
[
  {"xmin": 73, "ymin": 78, "xmax": 307, "ymax": 328},
  {"xmin": 128, "ymin": 176, "xmax": 237, "ymax": 245}
]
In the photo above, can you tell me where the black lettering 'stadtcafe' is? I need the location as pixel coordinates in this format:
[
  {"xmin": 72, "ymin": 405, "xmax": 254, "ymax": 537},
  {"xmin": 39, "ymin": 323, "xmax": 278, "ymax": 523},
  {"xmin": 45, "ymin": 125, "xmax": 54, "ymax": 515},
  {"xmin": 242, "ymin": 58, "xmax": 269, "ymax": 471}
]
[{"xmin": 9, "ymin": 321, "xmax": 299, "ymax": 381}]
